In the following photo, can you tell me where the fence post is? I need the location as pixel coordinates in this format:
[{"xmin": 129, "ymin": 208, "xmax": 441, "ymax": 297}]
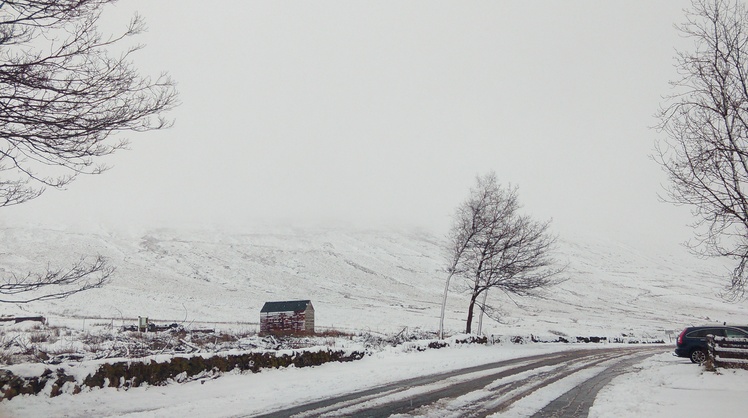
[{"xmin": 705, "ymin": 335, "xmax": 717, "ymax": 371}]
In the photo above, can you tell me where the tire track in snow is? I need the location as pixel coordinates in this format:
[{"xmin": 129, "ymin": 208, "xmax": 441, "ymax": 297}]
[{"xmin": 252, "ymin": 346, "xmax": 664, "ymax": 418}]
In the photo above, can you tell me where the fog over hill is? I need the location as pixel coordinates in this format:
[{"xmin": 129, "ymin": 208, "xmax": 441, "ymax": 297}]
[{"xmin": 1, "ymin": 224, "xmax": 747, "ymax": 339}]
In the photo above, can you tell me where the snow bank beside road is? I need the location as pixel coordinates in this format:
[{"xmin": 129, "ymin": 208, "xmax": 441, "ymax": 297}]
[{"xmin": 590, "ymin": 352, "xmax": 748, "ymax": 417}]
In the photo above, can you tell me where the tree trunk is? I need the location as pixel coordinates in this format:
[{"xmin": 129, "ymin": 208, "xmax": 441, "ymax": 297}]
[
  {"xmin": 465, "ymin": 291, "xmax": 479, "ymax": 334},
  {"xmin": 477, "ymin": 289, "xmax": 488, "ymax": 335},
  {"xmin": 438, "ymin": 271, "xmax": 455, "ymax": 339}
]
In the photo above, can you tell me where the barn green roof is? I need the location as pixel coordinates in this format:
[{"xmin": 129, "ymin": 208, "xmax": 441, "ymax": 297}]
[{"xmin": 260, "ymin": 300, "xmax": 312, "ymax": 313}]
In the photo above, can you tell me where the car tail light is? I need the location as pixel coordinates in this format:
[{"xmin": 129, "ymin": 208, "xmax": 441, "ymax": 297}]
[{"xmin": 677, "ymin": 328, "xmax": 687, "ymax": 345}]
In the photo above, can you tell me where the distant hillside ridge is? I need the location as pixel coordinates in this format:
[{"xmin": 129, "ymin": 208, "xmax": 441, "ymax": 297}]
[{"xmin": 1, "ymin": 225, "xmax": 746, "ymax": 338}]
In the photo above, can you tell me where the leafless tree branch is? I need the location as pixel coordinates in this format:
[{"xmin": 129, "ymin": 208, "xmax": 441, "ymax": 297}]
[
  {"xmin": 0, "ymin": 0, "xmax": 178, "ymax": 208},
  {"xmin": 0, "ymin": 1, "xmax": 178, "ymax": 302},
  {"xmin": 0, "ymin": 255, "xmax": 113, "ymax": 303},
  {"xmin": 655, "ymin": 0, "xmax": 748, "ymax": 301}
]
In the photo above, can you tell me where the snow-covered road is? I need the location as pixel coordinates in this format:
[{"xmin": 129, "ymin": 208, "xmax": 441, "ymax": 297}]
[
  {"xmin": 3, "ymin": 343, "xmax": 747, "ymax": 417},
  {"xmin": 257, "ymin": 346, "xmax": 661, "ymax": 417}
]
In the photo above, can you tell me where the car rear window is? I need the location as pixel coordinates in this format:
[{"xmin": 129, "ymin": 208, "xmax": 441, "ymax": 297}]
[
  {"xmin": 725, "ymin": 328, "xmax": 748, "ymax": 338},
  {"xmin": 686, "ymin": 328, "xmax": 727, "ymax": 337}
]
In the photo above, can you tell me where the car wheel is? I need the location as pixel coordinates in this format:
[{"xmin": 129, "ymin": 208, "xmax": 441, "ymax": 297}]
[{"xmin": 690, "ymin": 349, "xmax": 707, "ymax": 364}]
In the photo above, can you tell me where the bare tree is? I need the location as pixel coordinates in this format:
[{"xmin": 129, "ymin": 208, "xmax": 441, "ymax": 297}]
[
  {"xmin": 655, "ymin": 0, "xmax": 748, "ymax": 301},
  {"xmin": 0, "ymin": 1, "xmax": 178, "ymax": 302},
  {"xmin": 438, "ymin": 174, "xmax": 497, "ymax": 338},
  {"xmin": 440, "ymin": 173, "xmax": 562, "ymax": 335}
]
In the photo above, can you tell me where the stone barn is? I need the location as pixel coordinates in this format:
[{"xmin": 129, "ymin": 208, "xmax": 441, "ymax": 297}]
[{"xmin": 260, "ymin": 300, "xmax": 315, "ymax": 334}]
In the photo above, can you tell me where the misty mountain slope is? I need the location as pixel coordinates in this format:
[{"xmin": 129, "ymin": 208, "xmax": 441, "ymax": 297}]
[
  {"xmin": 540, "ymin": 236, "xmax": 743, "ymax": 336},
  {"xmin": 1, "ymin": 226, "xmax": 747, "ymax": 338}
]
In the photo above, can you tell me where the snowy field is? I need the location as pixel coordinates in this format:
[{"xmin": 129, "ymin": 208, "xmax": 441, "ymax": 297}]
[{"xmin": 1, "ymin": 224, "xmax": 748, "ymax": 416}]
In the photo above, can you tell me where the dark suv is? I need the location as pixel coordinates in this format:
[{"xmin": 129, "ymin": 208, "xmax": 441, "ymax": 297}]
[{"xmin": 674, "ymin": 325, "xmax": 748, "ymax": 363}]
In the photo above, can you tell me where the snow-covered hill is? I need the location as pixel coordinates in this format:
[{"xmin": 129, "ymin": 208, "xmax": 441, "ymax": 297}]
[{"xmin": 1, "ymin": 224, "xmax": 747, "ymax": 339}]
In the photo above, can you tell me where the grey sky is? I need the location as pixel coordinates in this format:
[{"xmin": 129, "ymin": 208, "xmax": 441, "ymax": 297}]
[{"xmin": 3, "ymin": 1, "xmax": 698, "ymax": 249}]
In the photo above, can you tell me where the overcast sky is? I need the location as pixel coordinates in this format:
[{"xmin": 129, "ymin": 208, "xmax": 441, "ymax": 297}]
[{"xmin": 2, "ymin": 1, "xmax": 700, "ymax": 249}]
